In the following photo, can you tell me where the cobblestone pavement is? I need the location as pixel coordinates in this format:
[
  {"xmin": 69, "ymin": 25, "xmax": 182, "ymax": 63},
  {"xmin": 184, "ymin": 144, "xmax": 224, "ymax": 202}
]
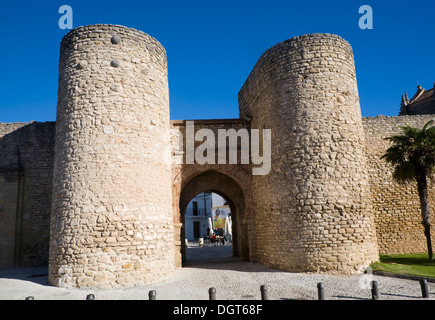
[{"xmin": 0, "ymin": 244, "xmax": 433, "ymax": 300}]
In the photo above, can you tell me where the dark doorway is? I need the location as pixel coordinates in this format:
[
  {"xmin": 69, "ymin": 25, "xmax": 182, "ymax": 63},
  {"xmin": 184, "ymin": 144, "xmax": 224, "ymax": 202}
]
[{"xmin": 193, "ymin": 221, "xmax": 200, "ymax": 238}]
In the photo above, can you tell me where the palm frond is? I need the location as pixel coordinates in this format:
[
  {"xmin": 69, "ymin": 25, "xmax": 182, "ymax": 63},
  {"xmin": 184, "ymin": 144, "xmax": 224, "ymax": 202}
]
[
  {"xmin": 393, "ymin": 162, "xmax": 418, "ymax": 182},
  {"xmin": 422, "ymin": 120, "xmax": 434, "ymax": 131},
  {"xmin": 382, "ymin": 121, "xmax": 435, "ymax": 183}
]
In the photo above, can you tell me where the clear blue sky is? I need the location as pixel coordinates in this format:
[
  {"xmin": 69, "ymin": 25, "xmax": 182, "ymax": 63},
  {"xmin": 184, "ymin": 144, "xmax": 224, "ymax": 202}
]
[{"xmin": 0, "ymin": 0, "xmax": 434, "ymax": 123}]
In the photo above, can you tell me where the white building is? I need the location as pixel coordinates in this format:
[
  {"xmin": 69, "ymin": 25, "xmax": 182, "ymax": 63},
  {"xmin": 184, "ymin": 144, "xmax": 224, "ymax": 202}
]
[
  {"xmin": 185, "ymin": 192, "xmax": 230, "ymax": 240},
  {"xmin": 185, "ymin": 192, "xmax": 212, "ymax": 240}
]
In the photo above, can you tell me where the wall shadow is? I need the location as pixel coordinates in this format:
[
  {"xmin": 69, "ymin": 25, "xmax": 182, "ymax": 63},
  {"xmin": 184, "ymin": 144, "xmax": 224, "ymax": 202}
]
[
  {"xmin": 0, "ymin": 122, "xmax": 55, "ymax": 270},
  {"xmin": 0, "ymin": 266, "xmax": 49, "ymax": 285}
]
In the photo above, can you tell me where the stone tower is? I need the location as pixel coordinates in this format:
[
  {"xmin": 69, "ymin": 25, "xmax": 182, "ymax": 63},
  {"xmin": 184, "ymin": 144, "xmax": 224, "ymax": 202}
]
[
  {"xmin": 238, "ymin": 34, "xmax": 379, "ymax": 274},
  {"xmin": 49, "ymin": 25, "xmax": 174, "ymax": 288}
]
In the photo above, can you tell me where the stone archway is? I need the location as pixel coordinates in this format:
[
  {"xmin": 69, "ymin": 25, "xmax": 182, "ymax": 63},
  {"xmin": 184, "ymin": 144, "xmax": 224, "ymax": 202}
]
[{"xmin": 177, "ymin": 169, "xmax": 250, "ymax": 266}]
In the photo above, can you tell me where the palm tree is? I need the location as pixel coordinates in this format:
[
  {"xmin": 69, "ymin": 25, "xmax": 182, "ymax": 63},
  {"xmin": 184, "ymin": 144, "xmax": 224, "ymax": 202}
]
[{"xmin": 381, "ymin": 120, "xmax": 435, "ymax": 260}]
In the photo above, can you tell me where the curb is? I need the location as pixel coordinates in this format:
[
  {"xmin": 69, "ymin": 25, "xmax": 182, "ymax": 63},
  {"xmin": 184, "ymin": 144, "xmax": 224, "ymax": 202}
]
[{"xmin": 373, "ymin": 270, "xmax": 435, "ymax": 283}]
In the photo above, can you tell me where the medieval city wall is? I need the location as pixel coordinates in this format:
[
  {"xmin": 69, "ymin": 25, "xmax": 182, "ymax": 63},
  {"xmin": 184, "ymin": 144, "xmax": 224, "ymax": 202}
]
[
  {"xmin": 1, "ymin": 25, "xmax": 435, "ymax": 288},
  {"xmin": 238, "ymin": 33, "xmax": 380, "ymax": 274},
  {"xmin": 170, "ymin": 119, "xmax": 255, "ymax": 267},
  {"xmin": 48, "ymin": 24, "xmax": 174, "ymax": 288},
  {"xmin": 0, "ymin": 121, "xmax": 55, "ymax": 269},
  {"xmin": 3, "ymin": 114, "xmax": 435, "ymax": 274},
  {"xmin": 362, "ymin": 115, "xmax": 435, "ymax": 254}
]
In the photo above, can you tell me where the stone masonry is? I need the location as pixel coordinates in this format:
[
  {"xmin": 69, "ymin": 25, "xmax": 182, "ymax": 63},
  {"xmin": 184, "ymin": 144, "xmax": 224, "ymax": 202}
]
[
  {"xmin": 363, "ymin": 115, "xmax": 435, "ymax": 254},
  {"xmin": 238, "ymin": 34, "xmax": 379, "ymax": 274},
  {"xmin": 0, "ymin": 24, "xmax": 434, "ymax": 288},
  {"xmin": 49, "ymin": 25, "xmax": 174, "ymax": 288},
  {"xmin": 0, "ymin": 122, "xmax": 55, "ymax": 269}
]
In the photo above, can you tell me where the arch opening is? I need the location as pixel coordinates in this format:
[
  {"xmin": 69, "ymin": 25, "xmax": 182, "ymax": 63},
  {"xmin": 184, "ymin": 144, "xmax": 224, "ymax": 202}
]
[
  {"xmin": 178, "ymin": 170, "xmax": 249, "ymax": 267},
  {"xmin": 184, "ymin": 191, "xmax": 234, "ymax": 264}
]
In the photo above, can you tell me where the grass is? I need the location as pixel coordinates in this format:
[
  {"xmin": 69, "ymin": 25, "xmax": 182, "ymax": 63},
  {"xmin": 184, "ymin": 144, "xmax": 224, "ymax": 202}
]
[{"xmin": 370, "ymin": 253, "xmax": 435, "ymax": 279}]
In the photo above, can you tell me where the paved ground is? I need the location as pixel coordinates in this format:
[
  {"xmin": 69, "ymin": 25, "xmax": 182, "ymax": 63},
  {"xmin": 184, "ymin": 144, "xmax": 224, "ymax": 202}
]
[{"xmin": 0, "ymin": 244, "xmax": 434, "ymax": 300}]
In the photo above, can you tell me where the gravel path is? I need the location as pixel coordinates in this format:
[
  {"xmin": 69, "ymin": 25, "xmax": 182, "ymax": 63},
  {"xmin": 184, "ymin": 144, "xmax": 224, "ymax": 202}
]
[{"xmin": 0, "ymin": 245, "xmax": 433, "ymax": 300}]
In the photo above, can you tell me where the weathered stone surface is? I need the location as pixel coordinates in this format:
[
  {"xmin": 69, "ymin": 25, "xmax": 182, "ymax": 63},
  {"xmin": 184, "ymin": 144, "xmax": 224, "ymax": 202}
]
[
  {"xmin": 49, "ymin": 24, "xmax": 174, "ymax": 289},
  {"xmin": 363, "ymin": 115, "xmax": 435, "ymax": 254},
  {"xmin": 111, "ymin": 35, "xmax": 121, "ymax": 44},
  {"xmin": 110, "ymin": 59, "xmax": 121, "ymax": 68},
  {"xmin": 0, "ymin": 122, "xmax": 55, "ymax": 269},
  {"xmin": 238, "ymin": 33, "xmax": 379, "ymax": 274},
  {"xmin": 1, "ymin": 26, "xmax": 434, "ymax": 289}
]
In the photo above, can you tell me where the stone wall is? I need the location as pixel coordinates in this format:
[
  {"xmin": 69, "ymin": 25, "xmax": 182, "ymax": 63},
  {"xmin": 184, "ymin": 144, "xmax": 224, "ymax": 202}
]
[
  {"xmin": 170, "ymin": 119, "xmax": 255, "ymax": 267},
  {"xmin": 238, "ymin": 33, "xmax": 379, "ymax": 274},
  {"xmin": 3, "ymin": 114, "xmax": 435, "ymax": 275},
  {"xmin": 362, "ymin": 115, "xmax": 435, "ymax": 254},
  {"xmin": 0, "ymin": 121, "xmax": 55, "ymax": 269},
  {"xmin": 403, "ymin": 99, "xmax": 435, "ymax": 115},
  {"xmin": 49, "ymin": 24, "xmax": 174, "ymax": 289},
  {"xmin": 1, "ymin": 26, "xmax": 435, "ymax": 288}
]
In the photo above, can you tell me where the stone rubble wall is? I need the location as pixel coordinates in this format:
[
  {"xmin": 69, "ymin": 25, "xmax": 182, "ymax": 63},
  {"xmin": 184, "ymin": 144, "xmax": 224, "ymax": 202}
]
[
  {"xmin": 170, "ymin": 119, "xmax": 255, "ymax": 267},
  {"xmin": 49, "ymin": 24, "xmax": 174, "ymax": 288},
  {"xmin": 3, "ymin": 115, "xmax": 434, "ymax": 277},
  {"xmin": 363, "ymin": 115, "xmax": 435, "ymax": 254},
  {"xmin": 1, "ymin": 26, "xmax": 434, "ymax": 287},
  {"xmin": 238, "ymin": 33, "xmax": 380, "ymax": 274},
  {"xmin": 0, "ymin": 121, "xmax": 55, "ymax": 269}
]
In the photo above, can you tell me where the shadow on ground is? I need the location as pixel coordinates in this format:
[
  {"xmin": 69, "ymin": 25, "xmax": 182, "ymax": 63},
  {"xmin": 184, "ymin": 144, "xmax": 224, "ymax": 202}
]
[
  {"xmin": 184, "ymin": 242, "xmax": 283, "ymax": 273},
  {"xmin": 185, "ymin": 243, "xmax": 234, "ymax": 263},
  {"xmin": 0, "ymin": 266, "xmax": 49, "ymax": 285}
]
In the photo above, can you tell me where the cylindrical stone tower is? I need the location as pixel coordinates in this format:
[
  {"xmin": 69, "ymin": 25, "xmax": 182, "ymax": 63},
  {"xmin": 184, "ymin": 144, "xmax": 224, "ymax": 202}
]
[
  {"xmin": 239, "ymin": 34, "xmax": 379, "ymax": 274},
  {"xmin": 49, "ymin": 24, "xmax": 174, "ymax": 288}
]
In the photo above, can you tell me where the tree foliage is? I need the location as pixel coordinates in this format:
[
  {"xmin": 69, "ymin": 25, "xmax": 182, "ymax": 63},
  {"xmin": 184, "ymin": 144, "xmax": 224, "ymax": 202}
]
[
  {"xmin": 382, "ymin": 120, "xmax": 435, "ymax": 260},
  {"xmin": 382, "ymin": 120, "xmax": 435, "ymax": 182}
]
